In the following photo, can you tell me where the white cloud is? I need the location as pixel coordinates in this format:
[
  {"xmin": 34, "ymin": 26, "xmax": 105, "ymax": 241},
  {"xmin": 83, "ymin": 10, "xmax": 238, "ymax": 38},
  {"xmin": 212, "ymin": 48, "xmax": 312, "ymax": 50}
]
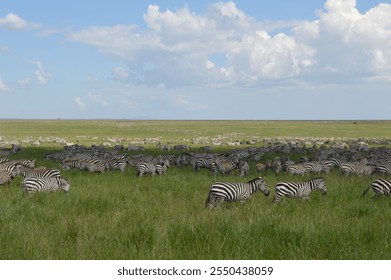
[
  {"xmin": 0, "ymin": 78, "xmax": 9, "ymax": 93},
  {"xmin": 74, "ymin": 97, "xmax": 86, "ymax": 110},
  {"xmin": 18, "ymin": 77, "xmax": 31, "ymax": 87},
  {"xmin": 110, "ymin": 66, "xmax": 129, "ymax": 81},
  {"xmin": 34, "ymin": 61, "xmax": 52, "ymax": 85},
  {"xmin": 69, "ymin": 1, "xmax": 391, "ymax": 88},
  {"xmin": 0, "ymin": 13, "xmax": 36, "ymax": 30}
]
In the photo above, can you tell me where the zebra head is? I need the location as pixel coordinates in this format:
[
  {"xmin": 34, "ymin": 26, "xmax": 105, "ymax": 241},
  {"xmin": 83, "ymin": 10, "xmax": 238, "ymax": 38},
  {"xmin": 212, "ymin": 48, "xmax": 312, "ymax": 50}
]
[
  {"xmin": 59, "ymin": 178, "xmax": 70, "ymax": 193},
  {"xmin": 251, "ymin": 177, "xmax": 269, "ymax": 196},
  {"xmin": 314, "ymin": 177, "xmax": 327, "ymax": 195}
]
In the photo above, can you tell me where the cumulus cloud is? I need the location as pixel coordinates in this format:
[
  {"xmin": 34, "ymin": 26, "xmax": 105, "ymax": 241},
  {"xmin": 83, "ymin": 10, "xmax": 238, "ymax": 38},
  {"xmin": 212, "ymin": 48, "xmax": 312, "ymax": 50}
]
[
  {"xmin": 0, "ymin": 13, "xmax": 36, "ymax": 29},
  {"xmin": 34, "ymin": 60, "xmax": 52, "ymax": 85},
  {"xmin": 69, "ymin": 0, "xmax": 391, "ymax": 88}
]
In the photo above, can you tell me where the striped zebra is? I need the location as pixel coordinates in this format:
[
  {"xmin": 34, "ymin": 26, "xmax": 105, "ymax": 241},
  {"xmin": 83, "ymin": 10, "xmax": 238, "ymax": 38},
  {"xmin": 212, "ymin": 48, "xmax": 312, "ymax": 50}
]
[
  {"xmin": 0, "ymin": 169, "xmax": 17, "ymax": 185},
  {"xmin": 286, "ymin": 163, "xmax": 306, "ymax": 176},
  {"xmin": 137, "ymin": 161, "xmax": 160, "ymax": 177},
  {"xmin": 210, "ymin": 158, "xmax": 238, "ymax": 175},
  {"xmin": 105, "ymin": 158, "xmax": 127, "ymax": 172},
  {"xmin": 239, "ymin": 161, "xmax": 250, "ymax": 177},
  {"xmin": 61, "ymin": 158, "xmax": 106, "ymax": 173},
  {"xmin": 273, "ymin": 177, "xmax": 327, "ymax": 203},
  {"xmin": 362, "ymin": 178, "xmax": 391, "ymax": 198},
  {"xmin": 372, "ymin": 164, "xmax": 391, "ymax": 175},
  {"xmin": 18, "ymin": 166, "xmax": 61, "ymax": 178},
  {"xmin": 205, "ymin": 176, "xmax": 269, "ymax": 208},
  {"xmin": 0, "ymin": 144, "xmax": 22, "ymax": 156},
  {"xmin": 340, "ymin": 162, "xmax": 374, "ymax": 176},
  {"xmin": 22, "ymin": 177, "xmax": 70, "ymax": 195},
  {"xmin": 304, "ymin": 161, "xmax": 324, "ymax": 174}
]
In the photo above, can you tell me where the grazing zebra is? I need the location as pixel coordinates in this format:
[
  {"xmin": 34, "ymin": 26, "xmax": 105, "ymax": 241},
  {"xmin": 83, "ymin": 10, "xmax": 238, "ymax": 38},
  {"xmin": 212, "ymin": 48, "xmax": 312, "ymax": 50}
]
[
  {"xmin": 0, "ymin": 144, "xmax": 22, "ymax": 156},
  {"xmin": 239, "ymin": 161, "xmax": 250, "ymax": 177},
  {"xmin": 304, "ymin": 161, "xmax": 324, "ymax": 174},
  {"xmin": 137, "ymin": 161, "xmax": 159, "ymax": 177},
  {"xmin": 0, "ymin": 170, "xmax": 16, "ymax": 185},
  {"xmin": 362, "ymin": 178, "xmax": 391, "ymax": 198},
  {"xmin": 372, "ymin": 164, "xmax": 391, "ymax": 175},
  {"xmin": 205, "ymin": 176, "xmax": 269, "ymax": 208},
  {"xmin": 105, "ymin": 158, "xmax": 127, "ymax": 172},
  {"xmin": 286, "ymin": 163, "xmax": 306, "ymax": 176},
  {"xmin": 271, "ymin": 158, "xmax": 282, "ymax": 174},
  {"xmin": 210, "ymin": 158, "xmax": 238, "ymax": 175},
  {"xmin": 18, "ymin": 166, "xmax": 61, "ymax": 178},
  {"xmin": 273, "ymin": 177, "xmax": 327, "ymax": 203},
  {"xmin": 22, "ymin": 177, "xmax": 70, "ymax": 195},
  {"xmin": 340, "ymin": 162, "xmax": 374, "ymax": 176}
]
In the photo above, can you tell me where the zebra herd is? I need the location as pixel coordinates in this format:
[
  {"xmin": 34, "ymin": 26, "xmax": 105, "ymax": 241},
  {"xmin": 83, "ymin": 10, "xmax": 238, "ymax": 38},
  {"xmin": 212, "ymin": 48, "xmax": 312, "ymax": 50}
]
[
  {"xmin": 0, "ymin": 158, "xmax": 70, "ymax": 195},
  {"xmin": 2, "ymin": 141, "xmax": 391, "ymax": 203}
]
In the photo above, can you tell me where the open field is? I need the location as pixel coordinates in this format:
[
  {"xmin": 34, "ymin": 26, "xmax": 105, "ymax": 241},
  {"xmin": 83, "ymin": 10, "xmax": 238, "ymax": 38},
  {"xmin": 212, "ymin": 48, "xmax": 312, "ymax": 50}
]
[{"xmin": 1, "ymin": 120, "xmax": 391, "ymax": 259}]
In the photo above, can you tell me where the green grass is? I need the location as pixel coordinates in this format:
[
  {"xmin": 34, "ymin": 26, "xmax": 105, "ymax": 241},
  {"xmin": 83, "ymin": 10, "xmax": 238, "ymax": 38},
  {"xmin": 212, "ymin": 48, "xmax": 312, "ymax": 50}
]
[{"xmin": 1, "ymin": 120, "xmax": 391, "ymax": 259}]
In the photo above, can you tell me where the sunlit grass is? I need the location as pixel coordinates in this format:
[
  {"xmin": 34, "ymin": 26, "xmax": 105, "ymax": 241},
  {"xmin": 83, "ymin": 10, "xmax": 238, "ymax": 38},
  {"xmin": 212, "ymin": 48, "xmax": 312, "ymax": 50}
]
[{"xmin": 1, "ymin": 121, "xmax": 391, "ymax": 259}]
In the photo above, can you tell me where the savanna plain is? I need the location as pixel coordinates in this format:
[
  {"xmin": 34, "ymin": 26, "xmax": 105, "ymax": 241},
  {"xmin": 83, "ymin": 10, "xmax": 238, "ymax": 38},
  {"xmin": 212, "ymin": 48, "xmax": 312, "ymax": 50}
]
[{"xmin": 1, "ymin": 120, "xmax": 391, "ymax": 259}]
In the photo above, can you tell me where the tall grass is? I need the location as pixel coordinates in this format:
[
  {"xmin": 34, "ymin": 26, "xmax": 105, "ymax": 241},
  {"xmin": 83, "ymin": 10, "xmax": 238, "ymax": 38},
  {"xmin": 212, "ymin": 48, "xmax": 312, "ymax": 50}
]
[
  {"xmin": 1, "ymin": 147, "xmax": 391, "ymax": 260},
  {"xmin": 1, "ymin": 121, "xmax": 391, "ymax": 259}
]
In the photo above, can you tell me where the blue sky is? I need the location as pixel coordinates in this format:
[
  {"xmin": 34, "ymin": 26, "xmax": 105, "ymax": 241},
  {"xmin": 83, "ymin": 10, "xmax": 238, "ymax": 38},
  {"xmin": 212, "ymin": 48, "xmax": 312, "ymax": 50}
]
[{"xmin": 1, "ymin": 0, "xmax": 390, "ymax": 120}]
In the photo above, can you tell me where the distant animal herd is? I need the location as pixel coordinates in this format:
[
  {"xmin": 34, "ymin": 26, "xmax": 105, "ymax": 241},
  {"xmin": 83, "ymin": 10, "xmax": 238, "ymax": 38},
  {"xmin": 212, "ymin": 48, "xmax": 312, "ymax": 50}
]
[{"xmin": 1, "ymin": 137, "xmax": 391, "ymax": 205}]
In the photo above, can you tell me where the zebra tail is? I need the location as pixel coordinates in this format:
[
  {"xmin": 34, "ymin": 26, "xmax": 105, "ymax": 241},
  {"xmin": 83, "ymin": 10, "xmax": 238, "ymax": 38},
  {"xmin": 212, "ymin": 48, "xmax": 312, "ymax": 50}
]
[{"xmin": 362, "ymin": 185, "xmax": 371, "ymax": 197}]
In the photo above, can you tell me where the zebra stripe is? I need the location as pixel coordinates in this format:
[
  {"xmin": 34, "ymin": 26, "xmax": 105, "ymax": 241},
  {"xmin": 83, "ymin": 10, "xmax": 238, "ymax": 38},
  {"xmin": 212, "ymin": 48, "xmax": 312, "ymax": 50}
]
[
  {"xmin": 22, "ymin": 177, "xmax": 70, "ymax": 195},
  {"xmin": 205, "ymin": 176, "xmax": 269, "ymax": 207},
  {"xmin": 105, "ymin": 158, "xmax": 127, "ymax": 172},
  {"xmin": 18, "ymin": 166, "xmax": 61, "ymax": 178},
  {"xmin": 286, "ymin": 163, "xmax": 306, "ymax": 176},
  {"xmin": 0, "ymin": 170, "xmax": 15, "ymax": 185},
  {"xmin": 304, "ymin": 161, "xmax": 324, "ymax": 174},
  {"xmin": 137, "ymin": 161, "xmax": 158, "ymax": 177},
  {"xmin": 340, "ymin": 162, "xmax": 374, "ymax": 176},
  {"xmin": 210, "ymin": 158, "xmax": 238, "ymax": 175},
  {"xmin": 362, "ymin": 178, "xmax": 391, "ymax": 198},
  {"xmin": 273, "ymin": 177, "xmax": 327, "ymax": 203}
]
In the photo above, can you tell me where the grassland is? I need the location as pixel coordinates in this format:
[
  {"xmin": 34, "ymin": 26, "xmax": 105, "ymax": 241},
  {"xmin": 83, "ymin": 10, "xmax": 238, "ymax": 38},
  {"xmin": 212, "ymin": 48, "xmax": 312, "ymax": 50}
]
[{"xmin": 1, "ymin": 120, "xmax": 391, "ymax": 260}]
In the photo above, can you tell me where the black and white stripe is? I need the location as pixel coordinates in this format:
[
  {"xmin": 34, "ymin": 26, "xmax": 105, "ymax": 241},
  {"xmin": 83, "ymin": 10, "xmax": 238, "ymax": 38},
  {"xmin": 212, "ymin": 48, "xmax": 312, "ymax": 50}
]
[
  {"xmin": 18, "ymin": 166, "xmax": 61, "ymax": 178},
  {"xmin": 205, "ymin": 176, "xmax": 269, "ymax": 207},
  {"xmin": 22, "ymin": 177, "xmax": 70, "ymax": 195},
  {"xmin": 137, "ymin": 161, "xmax": 159, "ymax": 177},
  {"xmin": 340, "ymin": 162, "xmax": 374, "ymax": 176},
  {"xmin": 273, "ymin": 177, "xmax": 327, "ymax": 203},
  {"xmin": 362, "ymin": 178, "xmax": 391, "ymax": 198}
]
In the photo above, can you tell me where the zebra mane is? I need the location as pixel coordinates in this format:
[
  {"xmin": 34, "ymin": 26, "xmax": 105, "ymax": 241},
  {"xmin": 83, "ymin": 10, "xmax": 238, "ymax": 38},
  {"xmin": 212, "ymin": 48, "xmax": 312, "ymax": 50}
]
[
  {"xmin": 247, "ymin": 176, "xmax": 264, "ymax": 184},
  {"xmin": 306, "ymin": 177, "xmax": 325, "ymax": 182}
]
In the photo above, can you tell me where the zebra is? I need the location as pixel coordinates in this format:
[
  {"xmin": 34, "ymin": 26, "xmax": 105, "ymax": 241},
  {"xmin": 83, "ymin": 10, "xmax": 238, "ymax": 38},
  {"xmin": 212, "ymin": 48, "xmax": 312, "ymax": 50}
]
[
  {"xmin": 105, "ymin": 158, "xmax": 127, "ymax": 172},
  {"xmin": 286, "ymin": 163, "xmax": 307, "ymax": 176},
  {"xmin": 205, "ymin": 176, "xmax": 269, "ymax": 208},
  {"xmin": 18, "ymin": 166, "xmax": 61, "ymax": 178},
  {"xmin": 239, "ymin": 161, "xmax": 250, "ymax": 177},
  {"xmin": 22, "ymin": 177, "xmax": 70, "ymax": 195},
  {"xmin": 271, "ymin": 158, "xmax": 282, "ymax": 174},
  {"xmin": 0, "ymin": 169, "xmax": 17, "ymax": 186},
  {"xmin": 303, "ymin": 161, "xmax": 324, "ymax": 174},
  {"xmin": 0, "ymin": 144, "xmax": 22, "ymax": 156},
  {"xmin": 136, "ymin": 161, "xmax": 159, "ymax": 177},
  {"xmin": 340, "ymin": 162, "xmax": 374, "ymax": 176},
  {"xmin": 273, "ymin": 177, "xmax": 327, "ymax": 203},
  {"xmin": 372, "ymin": 164, "xmax": 391, "ymax": 175},
  {"xmin": 362, "ymin": 178, "xmax": 391, "ymax": 198},
  {"xmin": 210, "ymin": 158, "xmax": 238, "ymax": 175}
]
